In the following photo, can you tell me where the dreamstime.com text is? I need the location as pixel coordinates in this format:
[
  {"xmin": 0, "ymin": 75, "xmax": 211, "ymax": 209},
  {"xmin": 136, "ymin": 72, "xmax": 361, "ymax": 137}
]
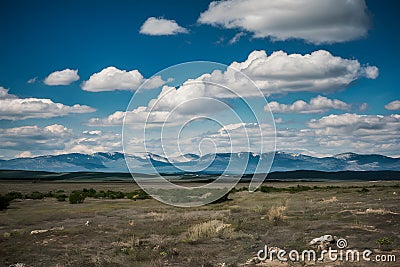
[{"xmin": 257, "ymin": 242, "xmax": 396, "ymax": 263}]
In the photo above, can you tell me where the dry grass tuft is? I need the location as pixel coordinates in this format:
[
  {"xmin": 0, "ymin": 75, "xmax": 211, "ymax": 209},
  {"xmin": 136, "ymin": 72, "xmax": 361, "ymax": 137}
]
[
  {"xmin": 320, "ymin": 196, "xmax": 338, "ymax": 203},
  {"xmin": 267, "ymin": 205, "xmax": 287, "ymax": 225},
  {"xmin": 186, "ymin": 219, "xmax": 231, "ymax": 242}
]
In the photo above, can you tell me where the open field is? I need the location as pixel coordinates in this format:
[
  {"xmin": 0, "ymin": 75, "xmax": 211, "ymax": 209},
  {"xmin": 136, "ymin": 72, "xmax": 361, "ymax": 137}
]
[{"xmin": 0, "ymin": 181, "xmax": 399, "ymax": 266}]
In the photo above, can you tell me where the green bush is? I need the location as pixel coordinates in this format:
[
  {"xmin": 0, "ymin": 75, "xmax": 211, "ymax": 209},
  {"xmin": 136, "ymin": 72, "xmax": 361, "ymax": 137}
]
[
  {"xmin": 56, "ymin": 194, "xmax": 67, "ymax": 202},
  {"xmin": 69, "ymin": 191, "xmax": 86, "ymax": 204},
  {"xmin": 25, "ymin": 191, "xmax": 44, "ymax": 200},
  {"xmin": 104, "ymin": 190, "xmax": 125, "ymax": 199},
  {"xmin": 357, "ymin": 187, "xmax": 369, "ymax": 193},
  {"xmin": 87, "ymin": 188, "xmax": 97, "ymax": 197},
  {"xmin": 259, "ymin": 185, "xmax": 313, "ymax": 194},
  {"xmin": 128, "ymin": 189, "xmax": 150, "ymax": 200},
  {"xmin": 0, "ymin": 194, "xmax": 10, "ymax": 210},
  {"xmin": 376, "ymin": 237, "xmax": 391, "ymax": 250},
  {"xmin": 5, "ymin": 191, "xmax": 23, "ymax": 201},
  {"xmin": 94, "ymin": 190, "xmax": 106, "ymax": 198},
  {"xmin": 44, "ymin": 191, "xmax": 55, "ymax": 198}
]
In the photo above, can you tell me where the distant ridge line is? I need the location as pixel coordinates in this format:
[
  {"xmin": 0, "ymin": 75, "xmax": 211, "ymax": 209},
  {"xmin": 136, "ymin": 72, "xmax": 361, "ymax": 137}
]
[{"xmin": 0, "ymin": 170, "xmax": 399, "ymax": 182}]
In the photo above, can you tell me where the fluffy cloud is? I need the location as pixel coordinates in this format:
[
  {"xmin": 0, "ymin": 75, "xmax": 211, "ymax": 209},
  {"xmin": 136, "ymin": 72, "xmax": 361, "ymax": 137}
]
[
  {"xmin": 139, "ymin": 17, "xmax": 188, "ymax": 36},
  {"xmin": 136, "ymin": 50, "xmax": 378, "ymax": 112},
  {"xmin": 0, "ymin": 87, "xmax": 17, "ymax": 99},
  {"xmin": 308, "ymin": 113, "xmax": 400, "ymax": 136},
  {"xmin": 232, "ymin": 50, "xmax": 378, "ymax": 95},
  {"xmin": 90, "ymin": 49, "xmax": 377, "ymax": 132},
  {"xmin": 0, "ymin": 87, "xmax": 95, "ymax": 120},
  {"xmin": 0, "ymin": 124, "xmax": 124, "ymax": 158},
  {"xmin": 0, "ymin": 124, "xmax": 73, "ymax": 151},
  {"xmin": 198, "ymin": 0, "xmax": 370, "ymax": 44},
  {"xmin": 192, "ymin": 113, "xmax": 399, "ymax": 157},
  {"xmin": 229, "ymin": 32, "xmax": 245, "ymax": 44},
  {"xmin": 299, "ymin": 113, "xmax": 400, "ymax": 156},
  {"xmin": 88, "ymin": 106, "xmax": 185, "ymax": 128},
  {"xmin": 81, "ymin": 66, "xmax": 166, "ymax": 92},
  {"xmin": 268, "ymin": 95, "xmax": 350, "ymax": 114},
  {"xmin": 385, "ymin": 100, "xmax": 400, "ymax": 111},
  {"xmin": 88, "ymin": 111, "xmax": 126, "ymax": 126},
  {"xmin": 27, "ymin": 77, "xmax": 38, "ymax": 84},
  {"xmin": 69, "ymin": 130, "xmax": 122, "ymax": 154},
  {"xmin": 44, "ymin": 69, "xmax": 80, "ymax": 85},
  {"xmin": 15, "ymin": 151, "xmax": 33, "ymax": 158},
  {"xmin": 126, "ymin": 122, "xmax": 276, "ymax": 157}
]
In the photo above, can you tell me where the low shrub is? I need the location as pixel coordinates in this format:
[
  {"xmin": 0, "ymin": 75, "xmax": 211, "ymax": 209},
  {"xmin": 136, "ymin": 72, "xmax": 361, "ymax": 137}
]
[
  {"xmin": 5, "ymin": 191, "xmax": 23, "ymax": 201},
  {"xmin": 56, "ymin": 194, "xmax": 67, "ymax": 202},
  {"xmin": 44, "ymin": 191, "xmax": 55, "ymax": 198},
  {"xmin": 69, "ymin": 191, "xmax": 86, "ymax": 204},
  {"xmin": 83, "ymin": 188, "xmax": 97, "ymax": 197},
  {"xmin": 0, "ymin": 194, "xmax": 10, "ymax": 210},
  {"xmin": 128, "ymin": 190, "xmax": 150, "ymax": 200},
  {"xmin": 259, "ymin": 185, "xmax": 313, "ymax": 194},
  {"xmin": 376, "ymin": 237, "xmax": 392, "ymax": 251},
  {"xmin": 357, "ymin": 187, "xmax": 370, "ymax": 193},
  {"xmin": 25, "ymin": 191, "xmax": 44, "ymax": 200}
]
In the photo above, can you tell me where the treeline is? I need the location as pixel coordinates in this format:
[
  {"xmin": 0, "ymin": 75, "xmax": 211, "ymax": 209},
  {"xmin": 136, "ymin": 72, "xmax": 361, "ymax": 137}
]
[{"xmin": 0, "ymin": 188, "xmax": 150, "ymax": 210}]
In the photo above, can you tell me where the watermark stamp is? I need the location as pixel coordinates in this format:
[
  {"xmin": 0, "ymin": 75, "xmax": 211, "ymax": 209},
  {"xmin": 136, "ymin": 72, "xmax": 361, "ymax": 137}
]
[
  {"xmin": 122, "ymin": 61, "xmax": 276, "ymax": 207},
  {"xmin": 257, "ymin": 238, "xmax": 396, "ymax": 263}
]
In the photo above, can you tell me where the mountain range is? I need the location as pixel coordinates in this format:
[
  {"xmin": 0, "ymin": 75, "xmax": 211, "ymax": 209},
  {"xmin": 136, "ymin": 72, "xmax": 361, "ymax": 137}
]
[{"xmin": 0, "ymin": 151, "xmax": 399, "ymax": 174}]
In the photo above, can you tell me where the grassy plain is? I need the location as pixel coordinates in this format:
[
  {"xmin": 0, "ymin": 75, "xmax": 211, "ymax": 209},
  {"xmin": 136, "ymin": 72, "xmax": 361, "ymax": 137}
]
[{"xmin": 0, "ymin": 181, "xmax": 399, "ymax": 266}]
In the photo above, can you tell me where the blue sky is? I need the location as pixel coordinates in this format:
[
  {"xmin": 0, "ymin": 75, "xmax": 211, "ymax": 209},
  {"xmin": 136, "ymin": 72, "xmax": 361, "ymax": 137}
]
[{"xmin": 0, "ymin": 0, "xmax": 399, "ymax": 159}]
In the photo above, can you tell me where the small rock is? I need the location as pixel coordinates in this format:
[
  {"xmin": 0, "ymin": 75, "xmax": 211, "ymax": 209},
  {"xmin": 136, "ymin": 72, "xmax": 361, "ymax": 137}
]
[{"xmin": 30, "ymin": 229, "xmax": 49, "ymax": 235}]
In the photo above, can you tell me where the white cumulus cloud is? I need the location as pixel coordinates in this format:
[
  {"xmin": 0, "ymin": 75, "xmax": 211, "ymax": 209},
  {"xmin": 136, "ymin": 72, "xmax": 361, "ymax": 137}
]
[
  {"xmin": 198, "ymin": 0, "xmax": 370, "ymax": 44},
  {"xmin": 1, "ymin": 124, "xmax": 124, "ymax": 158},
  {"xmin": 0, "ymin": 124, "xmax": 73, "ymax": 151},
  {"xmin": 81, "ymin": 66, "xmax": 166, "ymax": 92},
  {"xmin": 44, "ymin": 69, "xmax": 80, "ymax": 85},
  {"xmin": 88, "ymin": 106, "xmax": 185, "ymax": 128},
  {"xmin": 0, "ymin": 86, "xmax": 95, "ymax": 120},
  {"xmin": 90, "ymin": 50, "xmax": 378, "ymax": 131},
  {"xmin": 268, "ymin": 95, "xmax": 351, "ymax": 114},
  {"xmin": 138, "ymin": 50, "xmax": 378, "ymax": 107},
  {"xmin": 308, "ymin": 113, "xmax": 400, "ymax": 135},
  {"xmin": 15, "ymin": 151, "xmax": 33, "ymax": 158},
  {"xmin": 385, "ymin": 100, "xmax": 400, "ymax": 111},
  {"xmin": 231, "ymin": 50, "xmax": 378, "ymax": 95},
  {"xmin": 300, "ymin": 113, "xmax": 400, "ymax": 156},
  {"xmin": 139, "ymin": 17, "xmax": 188, "ymax": 36}
]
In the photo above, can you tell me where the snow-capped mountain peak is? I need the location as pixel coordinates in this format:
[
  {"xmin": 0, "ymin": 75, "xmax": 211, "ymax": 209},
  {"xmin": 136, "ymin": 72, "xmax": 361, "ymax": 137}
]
[{"xmin": 0, "ymin": 151, "xmax": 398, "ymax": 173}]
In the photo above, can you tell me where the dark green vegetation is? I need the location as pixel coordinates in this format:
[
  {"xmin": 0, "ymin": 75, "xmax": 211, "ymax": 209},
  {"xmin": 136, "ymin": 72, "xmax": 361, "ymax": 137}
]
[
  {"xmin": 376, "ymin": 237, "xmax": 393, "ymax": 251},
  {"xmin": 0, "ymin": 195, "xmax": 9, "ymax": 210},
  {"xmin": 0, "ymin": 188, "xmax": 150, "ymax": 208},
  {"xmin": 2, "ymin": 183, "xmax": 396, "ymax": 208},
  {"xmin": 0, "ymin": 181, "xmax": 399, "ymax": 266},
  {"xmin": 258, "ymin": 183, "xmax": 400, "ymax": 194},
  {"xmin": 1, "ymin": 170, "xmax": 400, "ymax": 181}
]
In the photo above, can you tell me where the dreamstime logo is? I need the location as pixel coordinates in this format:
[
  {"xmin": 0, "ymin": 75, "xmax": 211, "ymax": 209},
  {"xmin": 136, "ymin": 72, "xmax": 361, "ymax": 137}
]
[
  {"xmin": 257, "ymin": 239, "xmax": 397, "ymax": 263},
  {"xmin": 336, "ymin": 238, "xmax": 348, "ymax": 249},
  {"xmin": 122, "ymin": 61, "xmax": 276, "ymax": 207}
]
